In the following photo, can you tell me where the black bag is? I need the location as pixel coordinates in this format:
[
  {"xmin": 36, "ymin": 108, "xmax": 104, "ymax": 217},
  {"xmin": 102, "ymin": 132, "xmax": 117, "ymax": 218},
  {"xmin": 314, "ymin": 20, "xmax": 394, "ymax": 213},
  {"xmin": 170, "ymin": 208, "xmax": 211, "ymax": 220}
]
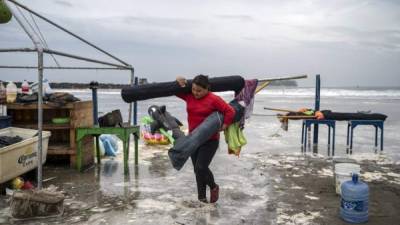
[{"xmin": 98, "ymin": 110, "xmax": 123, "ymax": 127}]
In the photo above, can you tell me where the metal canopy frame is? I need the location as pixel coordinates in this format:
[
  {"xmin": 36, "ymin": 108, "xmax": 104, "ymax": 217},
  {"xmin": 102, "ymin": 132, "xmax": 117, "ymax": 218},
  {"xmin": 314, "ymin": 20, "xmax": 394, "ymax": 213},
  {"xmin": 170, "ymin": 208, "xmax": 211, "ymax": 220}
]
[{"xmin": 0, "ymin": 0, "xmax": 135, "ymax": 189}]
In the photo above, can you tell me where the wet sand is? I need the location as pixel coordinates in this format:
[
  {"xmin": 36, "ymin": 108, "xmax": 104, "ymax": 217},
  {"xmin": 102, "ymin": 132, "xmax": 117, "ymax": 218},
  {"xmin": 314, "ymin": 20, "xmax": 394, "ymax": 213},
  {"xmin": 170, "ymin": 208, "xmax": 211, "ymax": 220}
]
[
  {"xmin": 1, "ymin": 89, "xmax": 399, "ymax": 224},
  {"xmin": 1, "ymin": 142, "xmax": 399, "ymax": 225}
]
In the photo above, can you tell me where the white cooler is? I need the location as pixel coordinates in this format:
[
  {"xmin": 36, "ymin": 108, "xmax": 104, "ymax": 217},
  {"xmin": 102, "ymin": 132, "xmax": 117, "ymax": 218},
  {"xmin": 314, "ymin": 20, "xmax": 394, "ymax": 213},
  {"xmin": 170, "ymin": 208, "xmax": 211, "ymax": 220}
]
[{"xmin": 0, "ymin": 127, "xmax": 51, "ymax": 183}]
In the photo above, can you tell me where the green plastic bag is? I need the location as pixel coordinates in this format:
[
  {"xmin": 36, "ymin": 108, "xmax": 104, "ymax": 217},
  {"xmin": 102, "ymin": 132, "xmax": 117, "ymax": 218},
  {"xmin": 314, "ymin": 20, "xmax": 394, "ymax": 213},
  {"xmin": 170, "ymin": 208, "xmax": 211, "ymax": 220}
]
[
  {"xmin": 224, "ymin": 122, "xmax": 247, "ymax": 155},
  {"xmin": 0, "ymin": 0, "xmax": 12, "ymax": 24}
]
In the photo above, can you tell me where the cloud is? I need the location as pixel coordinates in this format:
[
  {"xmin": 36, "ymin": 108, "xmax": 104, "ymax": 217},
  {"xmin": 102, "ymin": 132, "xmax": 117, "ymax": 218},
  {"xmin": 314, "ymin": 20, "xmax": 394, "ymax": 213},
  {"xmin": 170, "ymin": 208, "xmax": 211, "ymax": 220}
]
[
  {"xmin": 289, "ymin": 24, "xmax": 400, "ymax": 51},
  {"xmin": 53, "ymin": 0, "xmax": 73, "ymax": 8},
  {"xmin": 1, "ymin": 0, "xmax": 399, "ymax": 86},
  {"xmin": 215, "ymin": 14, "xmax": 254, "ymax": 22}
]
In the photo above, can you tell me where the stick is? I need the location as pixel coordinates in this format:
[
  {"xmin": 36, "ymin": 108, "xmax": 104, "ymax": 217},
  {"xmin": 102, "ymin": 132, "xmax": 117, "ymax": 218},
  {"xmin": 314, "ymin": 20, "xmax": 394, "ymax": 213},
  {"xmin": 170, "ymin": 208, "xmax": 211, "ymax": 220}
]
[
  {"xmin": 277, "ymin": 115, "xmax": 316, "ymax": 119},
  {"xmin": 264, "ymin": 107, "xmax": 297, "ymax": 113},
  {"xmin": 255, "ymin": 81, "xmax": 271, "ymax": 94},
  {"xmin": 258, "ymin": 74, "xmax": 307, "ymax": 82},
  {"xmin": 255, "ymin": 74, "xmax": 308, "ymax": 94}
]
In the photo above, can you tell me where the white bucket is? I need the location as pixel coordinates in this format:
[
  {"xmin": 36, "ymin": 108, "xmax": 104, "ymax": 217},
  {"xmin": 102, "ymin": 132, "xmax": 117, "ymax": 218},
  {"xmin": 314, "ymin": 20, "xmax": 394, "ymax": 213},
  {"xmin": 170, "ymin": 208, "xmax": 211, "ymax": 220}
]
[{"xmin": 335, "ymin": 163, "xmax": 361, "ymax": 195}]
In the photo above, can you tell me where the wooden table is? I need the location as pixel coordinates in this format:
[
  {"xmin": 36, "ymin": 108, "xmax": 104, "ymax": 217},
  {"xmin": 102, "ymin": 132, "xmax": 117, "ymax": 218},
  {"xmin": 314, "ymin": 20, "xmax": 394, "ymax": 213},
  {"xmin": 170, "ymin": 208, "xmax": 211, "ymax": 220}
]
[{"xmin": 75, "ymin": 126, "xmax": 140, "ymax": 174}]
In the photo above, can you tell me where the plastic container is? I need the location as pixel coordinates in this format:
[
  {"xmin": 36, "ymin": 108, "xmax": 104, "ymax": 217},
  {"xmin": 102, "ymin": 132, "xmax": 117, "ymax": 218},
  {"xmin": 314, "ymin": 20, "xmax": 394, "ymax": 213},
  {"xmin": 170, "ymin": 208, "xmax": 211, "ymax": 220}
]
[
  {"xmin": 0, "ymin": 81, "xmax": 6, "ymax": 104},
  {"xmin": 21, "ymin": 80, "xmax": 30, "ymax": 94},
  {"xmin": 340, "ymin": 173, "xmax": 369, "ymax": 223},
  {"xmin": 51, "ymin": 117, "xmax": 70, "ymax": 124},
  {"xmin": 0, "ymin": 82, "xmax": 6, "ymax": 116},
  {"xmin": 0, "ymin": 127, "xmax": 51, "ymax": 183},
  {"xmin": 332, "ymin": 157, "xmax": 357, "ymax": 188},
  {"xmin": 30, "ymin": 78, "xmax": 53, "ymax": 95},
  {"xmin": 6, "ymin": 81, "xmax": 17, "ymax": 103},
  {"xmin": 99, "ymin": 135, "xmax": 118, "ymax": 157},
  {"xmin": 335, "ymin": 163, "xmax": 361, "ymax": 195}
]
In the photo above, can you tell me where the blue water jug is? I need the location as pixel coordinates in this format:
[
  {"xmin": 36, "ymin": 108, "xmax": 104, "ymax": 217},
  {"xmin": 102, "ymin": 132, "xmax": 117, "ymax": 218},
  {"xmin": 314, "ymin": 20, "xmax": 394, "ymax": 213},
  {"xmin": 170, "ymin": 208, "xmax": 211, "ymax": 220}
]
[{"xmin": 340, "ymin": 173, "xmax": 369, "ymax": 223}]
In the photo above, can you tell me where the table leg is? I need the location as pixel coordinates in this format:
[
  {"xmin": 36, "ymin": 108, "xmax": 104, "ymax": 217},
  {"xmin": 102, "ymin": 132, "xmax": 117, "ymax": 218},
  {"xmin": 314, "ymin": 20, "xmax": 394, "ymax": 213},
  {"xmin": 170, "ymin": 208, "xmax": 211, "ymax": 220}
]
[
  {"xmin": 307, "ymin": 126, "xmax": 311, "ymax": 152},
  {"xmin": 346, "ymin": 123, "xmax": 350, "ymax": 154},
  {"xmin": 135, "ymin": 133, "xmax": 139, "ymax": 165},
  {"xmin": 123, "ymin": 140, "xmax": 129, "ymax": 175},
  {"xmin": 332, "ymin": 125, "xmax": 335, "ymax": 156},
  {"xmin": 374, "ymin": 126, "xmax": 378, "ymax": 153},
  {"xmin": 95, "ymin": 135, "xmax": 101, "ymax": 164},
  {"xmin": 380, "ymin": 126, "xmax": 384, "ymax": 151},
  {"xmin": 350, "ymin": 126, "xmax": 354, "ymax": 154},
  {"xmin": 301, "ymin": 121, "xmax": 305, "ymax": 145},
  {"xmin": 77, "ymin": 139, "xmax": 83, "ymax": 172},
  {"xmin": 328, "ymin": 126, "xmax": 331, "ymax": 156}
]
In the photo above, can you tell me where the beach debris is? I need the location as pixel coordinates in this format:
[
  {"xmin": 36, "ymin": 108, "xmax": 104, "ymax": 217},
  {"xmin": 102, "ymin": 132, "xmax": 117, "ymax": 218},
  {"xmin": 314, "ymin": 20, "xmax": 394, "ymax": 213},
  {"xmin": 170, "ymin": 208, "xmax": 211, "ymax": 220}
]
[
  {"xmin": 42, "ymin": 177, "xmax": 57, "ymax": 183},
  {"xmin": 304, "ymin": 195, "xmax": 319, "ymax": 200},
  {"xmin": 277, "ymin": 207, "xmax": 321, "ymax": 225},
  {"xmin": 10, "ymin": 185, "xmax": 65, "ymax": 219}
]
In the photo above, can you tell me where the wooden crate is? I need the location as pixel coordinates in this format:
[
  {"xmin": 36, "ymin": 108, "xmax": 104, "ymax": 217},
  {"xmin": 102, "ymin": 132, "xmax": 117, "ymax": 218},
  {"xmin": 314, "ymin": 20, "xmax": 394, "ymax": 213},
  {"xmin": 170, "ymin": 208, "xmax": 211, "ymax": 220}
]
[{"xmin": 7, "ymin": 101, "xmax": 94, "ymax": 168}]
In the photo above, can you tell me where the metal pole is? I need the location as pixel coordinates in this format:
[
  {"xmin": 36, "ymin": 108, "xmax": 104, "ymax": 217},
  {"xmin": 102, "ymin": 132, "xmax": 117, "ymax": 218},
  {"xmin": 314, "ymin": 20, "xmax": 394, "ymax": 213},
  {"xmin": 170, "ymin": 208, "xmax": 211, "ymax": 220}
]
[
  {"xmin": 313, "ymin": 74, "xmax": 320, "ymax": 154},
  {"xmin": 37, "ymin": 48, "xmax": 43, "ymax": 189},
  {"xmin": 5, "ymin": 0, "xmax": 45, "ymax": 189},
  {"xmin": 89, "ymin": 81, "xmax": 99, "ymax": 126},
  {"xmin": 134, "ymin": 77, "xmax": 138, "ymax": 125},
  {"xmin": 3, "ymin": 1, "xmax": 41, "ymax": 47},
  {"xmin": 128, "ymin": 68, "xmax": 134, "ymax": 126},
  {"xmin": 0, "ymin": 65, "xmax": 130, "ymax": 70},
  {"xmin": 44, "ymin": 49, "xmax": 129, "ymax": 69},
  {"xmin": 7, "ymin": 0, "xmax": 131, "ymax": 67},
  {"xmin": 0, "ymin": 48, "xmax": 36, "ymax": 52}
]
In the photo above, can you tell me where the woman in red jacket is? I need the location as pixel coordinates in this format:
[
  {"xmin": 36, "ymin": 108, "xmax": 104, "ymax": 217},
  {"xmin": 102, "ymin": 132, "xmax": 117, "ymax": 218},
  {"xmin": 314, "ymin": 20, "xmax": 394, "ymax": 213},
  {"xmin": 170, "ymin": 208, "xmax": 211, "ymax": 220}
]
[{"xmin": 176, "ymin": 75, "xmax": 235, "ymax": 203}]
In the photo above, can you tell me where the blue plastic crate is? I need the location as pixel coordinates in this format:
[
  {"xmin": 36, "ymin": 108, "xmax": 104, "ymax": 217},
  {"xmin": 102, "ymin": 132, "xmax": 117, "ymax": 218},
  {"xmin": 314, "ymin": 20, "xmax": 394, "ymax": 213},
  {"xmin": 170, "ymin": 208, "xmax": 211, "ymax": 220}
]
[{"xmin": 0, "ymin": 116, "xmax": 11, "ymax": 129}]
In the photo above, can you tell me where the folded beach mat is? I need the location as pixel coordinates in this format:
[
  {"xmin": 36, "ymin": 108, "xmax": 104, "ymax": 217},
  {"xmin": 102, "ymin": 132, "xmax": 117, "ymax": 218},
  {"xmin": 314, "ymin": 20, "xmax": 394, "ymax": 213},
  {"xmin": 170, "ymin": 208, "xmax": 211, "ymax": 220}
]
[
  {"xmin": 168, "ymin": 112, "xmax": 224, "ymax": 170},
  {"xmin": 321, "ymin": 110, "xmax": 387, "ymax": 121},
  {"xmin": 121, "ymin": 75, "xmax": 245, "ymax": 103}
]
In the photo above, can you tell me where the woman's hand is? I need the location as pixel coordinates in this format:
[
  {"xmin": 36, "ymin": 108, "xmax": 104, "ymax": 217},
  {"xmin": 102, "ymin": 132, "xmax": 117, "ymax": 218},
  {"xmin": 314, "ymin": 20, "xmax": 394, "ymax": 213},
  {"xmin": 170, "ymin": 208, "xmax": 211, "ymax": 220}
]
[
  {"xmin": 176, "ymin": 76, "xmax": 187, "ymax": 87},
  {"xmin": 220, "ymin": 124, "xmax": 228, "ymax": 131}
]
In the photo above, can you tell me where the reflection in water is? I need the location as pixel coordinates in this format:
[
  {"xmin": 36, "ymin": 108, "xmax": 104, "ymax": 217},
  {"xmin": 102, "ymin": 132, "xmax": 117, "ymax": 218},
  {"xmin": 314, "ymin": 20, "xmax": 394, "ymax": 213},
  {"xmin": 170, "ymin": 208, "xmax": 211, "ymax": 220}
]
[{"xmin": 102, "ymin": 159, "xmax": 119, "ymax": 177}]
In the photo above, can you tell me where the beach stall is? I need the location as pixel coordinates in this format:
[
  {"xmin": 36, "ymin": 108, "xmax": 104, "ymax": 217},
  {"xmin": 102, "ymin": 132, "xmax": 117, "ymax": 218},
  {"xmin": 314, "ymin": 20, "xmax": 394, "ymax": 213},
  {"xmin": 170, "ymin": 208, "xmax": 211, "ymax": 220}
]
[{"xmin": 0, "ymin": 0, "xmax": 139, "ymax": 189}]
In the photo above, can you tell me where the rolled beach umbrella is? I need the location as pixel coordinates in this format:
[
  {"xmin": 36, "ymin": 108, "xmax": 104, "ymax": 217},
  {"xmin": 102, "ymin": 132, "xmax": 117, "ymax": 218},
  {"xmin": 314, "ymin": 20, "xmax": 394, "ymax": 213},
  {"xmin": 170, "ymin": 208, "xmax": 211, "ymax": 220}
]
[{"xmin": 0, "ymin": 0, "xmax": 12, "ymax": 24}]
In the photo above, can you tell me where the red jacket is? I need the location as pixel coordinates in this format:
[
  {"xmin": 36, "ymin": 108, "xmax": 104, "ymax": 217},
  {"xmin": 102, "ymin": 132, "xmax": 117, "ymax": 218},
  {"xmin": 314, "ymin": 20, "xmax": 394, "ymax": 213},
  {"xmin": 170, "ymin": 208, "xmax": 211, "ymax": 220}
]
[{"xmin": 177, "ymin": 92, "xmax": 235, "ymax": 140}]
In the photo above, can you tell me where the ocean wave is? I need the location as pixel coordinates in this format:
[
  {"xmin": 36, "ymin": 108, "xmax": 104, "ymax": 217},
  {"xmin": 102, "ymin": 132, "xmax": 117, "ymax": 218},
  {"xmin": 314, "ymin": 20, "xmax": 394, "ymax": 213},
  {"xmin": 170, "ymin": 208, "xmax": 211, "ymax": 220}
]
[
  {"xmin": 54, "ymin": 88, "xmax": 400, "ymax": 99},
  {"xmin": 256, "ymin": 88, "xmax": 400, "ymax": 99}
]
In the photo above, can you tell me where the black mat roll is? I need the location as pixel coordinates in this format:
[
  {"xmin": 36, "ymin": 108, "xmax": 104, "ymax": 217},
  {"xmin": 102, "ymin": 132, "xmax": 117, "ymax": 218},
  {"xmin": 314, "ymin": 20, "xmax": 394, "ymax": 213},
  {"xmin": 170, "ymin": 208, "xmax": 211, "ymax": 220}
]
[
  {"xmin": 168, "ymin": 111, "xmax": 223, "ymax": 170},
  {"xmin": 321, "ymin": 110, "xmax": 387, "ymax": 121},
  {"xmin": 121, "ymin": 75, "xmax": 245, "ymax": 102}
]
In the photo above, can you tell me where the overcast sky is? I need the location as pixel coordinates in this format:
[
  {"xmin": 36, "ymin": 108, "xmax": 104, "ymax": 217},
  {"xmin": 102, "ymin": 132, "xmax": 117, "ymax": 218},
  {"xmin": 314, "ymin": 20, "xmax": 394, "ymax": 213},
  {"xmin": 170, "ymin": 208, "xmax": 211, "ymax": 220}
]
[{"xmin": 1, "ymin": 0, "xmax": 399, "ymax": 87}]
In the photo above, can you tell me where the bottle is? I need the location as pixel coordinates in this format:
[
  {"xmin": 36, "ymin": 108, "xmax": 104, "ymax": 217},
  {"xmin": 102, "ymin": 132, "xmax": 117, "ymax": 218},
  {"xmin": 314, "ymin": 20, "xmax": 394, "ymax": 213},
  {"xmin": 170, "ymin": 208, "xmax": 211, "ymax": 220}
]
[
  {"xmin": 21, "ymin": 79, "xmax": 30, "ymax": 94},
  {"xmin": 340, "ymin": 173, "xmax": 369, "ymax": 223},
  {"xmin": 0, "ymin": 81, "xmax": 6, "ymax": 116},
  {"xmin": 43, "ymin": 78, "xmax": 53, "ymax": 95},
  {"xmin": 0, "ymin": 81, "xmax": 5, "ymax": 104},
  {"xmin": 6, "ymin": 81, "xmax": 17, "ymax": 103}
]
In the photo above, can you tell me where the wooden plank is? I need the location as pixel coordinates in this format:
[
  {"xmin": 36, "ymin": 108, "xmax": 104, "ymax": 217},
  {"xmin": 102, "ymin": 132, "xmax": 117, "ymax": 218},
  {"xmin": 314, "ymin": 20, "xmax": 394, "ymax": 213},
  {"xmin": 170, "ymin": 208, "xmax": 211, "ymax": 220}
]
[
  {"xmin": 71, "ymin": 101, "xmax": 93, "ymax": 128},
  {"xmin": 48, "ymin": 144, "xmax": 75, "ymax": 155},
  {"xmin": 12, "ymin": 123, "xmax": 70, "ymax": 130},
  {"xmin": 6, "ymin": 102, "xmax": 74, "ymax": 109},
  {"xmin": 6, "ymin": 100, "xmax": 92, "ymax": 110}
]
